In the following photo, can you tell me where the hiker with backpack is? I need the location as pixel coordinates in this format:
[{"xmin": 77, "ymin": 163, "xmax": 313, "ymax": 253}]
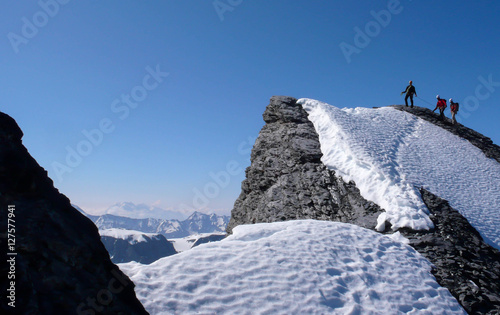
[
  {"xmin": 401, "ymin": 80, "xmax": 417, "ymax": 107},
  {"xmin": 449, "ymin": 98, "xmax": 459, "ymax": 125},
  {"xmin": 433, "ymin": 95, "xmax": 447, "ymax": 120}
]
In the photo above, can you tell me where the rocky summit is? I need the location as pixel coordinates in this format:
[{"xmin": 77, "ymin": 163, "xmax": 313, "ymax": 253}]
[
  {"xmin": 0, "ymin": 112, "xmax": 148, "ymax": 314},
  {"xmin": 227, "ymin": 96, "xmax": 382, "ymax": 233},
  {"xmin": 227, "ymin": 97, "xmax": 500, "ymax": 314}
]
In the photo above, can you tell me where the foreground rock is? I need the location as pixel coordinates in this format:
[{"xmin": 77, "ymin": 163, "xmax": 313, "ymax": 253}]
[
  {"xmin": 0, "ymin": 112, "xmax": 147, "ymax": 314},
  {"xmin": 227, "ymin": 96, "xmax": 383, "ymax": 233}
]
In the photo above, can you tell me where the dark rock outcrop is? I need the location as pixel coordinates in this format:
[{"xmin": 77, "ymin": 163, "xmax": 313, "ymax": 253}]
[
  {"xmin": 400, "ymin": 189, "xmax": 500, "ymax": 315},
  {"xmin": 100, "ymin": 232, "xmax": 177, "ymax": 264},
  {"xmin": 391, "ymin": 105, "xmax": 500, "ymax": 163},
  {"xmin": 227, "ymin": 96, "xmax": 383, "ymax": 233},
  {"xmin": 0, "ymin": 113, "xmax": 148, "ymax": 314},
  {"xmin": 229, "ymin": 97, "xmax": 500, "ymax": 314}
]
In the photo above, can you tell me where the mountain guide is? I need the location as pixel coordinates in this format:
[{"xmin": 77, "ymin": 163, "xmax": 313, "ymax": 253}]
[
  {"xmin": 401, "ymin": 80, "xmax": 417, "ymax": 107},
  {"xmin": 449, "ymin": 98, "xmax": 459, "ymax": 125},
  {"xmin": 433, "ymin": 95, "xmax": 447, "ymax": 121}
]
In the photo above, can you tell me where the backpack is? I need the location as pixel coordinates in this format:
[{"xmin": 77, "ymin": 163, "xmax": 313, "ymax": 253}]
[{"xmin": 451, "ymin": 102, "xmax": 459, "ymax": 112}]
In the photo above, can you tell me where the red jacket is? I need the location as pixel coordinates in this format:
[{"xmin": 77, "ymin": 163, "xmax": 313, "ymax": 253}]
[{"xmin": 437, "ymin": 99, "xmax": 447, "ymax": 109}]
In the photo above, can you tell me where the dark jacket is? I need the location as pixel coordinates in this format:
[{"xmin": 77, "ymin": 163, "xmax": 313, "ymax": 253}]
[{"xmin": 403, "ymin": 85, "xmax": 416, "ymax": 96}]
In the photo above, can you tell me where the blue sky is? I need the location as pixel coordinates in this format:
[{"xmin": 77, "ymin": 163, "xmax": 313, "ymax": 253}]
[{"xmin": 1, "ymin": 1, "xmax": 499, "ymax": 215}]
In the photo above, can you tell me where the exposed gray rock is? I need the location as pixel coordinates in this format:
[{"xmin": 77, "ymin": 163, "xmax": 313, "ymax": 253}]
[
  {"xmin": 228, "ymin": 97, "xmax": 500, "ymax": 314},
  {"xmin": 400, "ymin": 189, "xmax": 500, "ymax": 315},
  {"xmin": 227, "ymin": 96, "xmax": 382, "ymax": 233},
  {"xmin": 0, "ymin": 112, "xmax": 148, "ymax": 314}
]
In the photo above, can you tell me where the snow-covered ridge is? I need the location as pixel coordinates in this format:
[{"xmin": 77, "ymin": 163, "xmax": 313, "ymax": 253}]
[
  {"xmin": 99, "ymin": 228, "xmax": 162, "ymax": 244},
  {"xmin": 299, "ymin": 98, "xmax": 500, "ymax": 249},
  {"xmin": 120, "ymin": 220, "xmax": 465, "ymax": 314},
  {"xmin": 81, "ymin": 210, "xmax": 229, "ymax": 239}
]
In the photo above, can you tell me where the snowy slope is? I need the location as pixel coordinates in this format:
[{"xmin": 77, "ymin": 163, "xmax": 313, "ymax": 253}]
[
  {"xmin": 299, "ymin": 99, "xmax": 500, "ymax": 249},
  {"xmin": 120, "ymin": 220, "xmax": 465, "ymax": 314},
  {"xmin": 99, "ymin": 228, "xmax": 163, "ymax": 244}
]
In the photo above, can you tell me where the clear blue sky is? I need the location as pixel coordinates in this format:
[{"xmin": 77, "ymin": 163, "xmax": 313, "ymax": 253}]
[{"xmin": 1, "ymin": 1, "xmax": 499, "ymax": 215}]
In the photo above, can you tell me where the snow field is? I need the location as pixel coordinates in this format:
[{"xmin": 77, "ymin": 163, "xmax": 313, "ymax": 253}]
[
  {"xmin": 299, "ymin": 99, "xmax": 500, "ymax": 248},
  {"xmin": 120, "ymin": 220, "xmax": 465, "ymax": 314},
  {"xmin": 169, "ymin": 233, "xmax": 226, "ymax": 252}
]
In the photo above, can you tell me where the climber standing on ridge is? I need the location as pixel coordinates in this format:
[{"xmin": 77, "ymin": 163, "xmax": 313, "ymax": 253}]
[
  {"xmin": 401, "ymin": 80, "xmax": 417, "ymax": 107},
  {"xmin": 449, "ymin": 98, "xmax": 459, "ymax": 125},
  {"xmin": 433, "ymin": 95, "xmax": 447, "ymax": 121}
]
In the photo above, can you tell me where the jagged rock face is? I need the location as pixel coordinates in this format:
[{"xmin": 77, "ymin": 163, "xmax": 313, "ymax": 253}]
[
  {"xmin": 101, "ymin": 234, "xmax": 177, "ymax": 264},
  {"xmin": 228, "ymin": 97, "xmax": 500, "ymax": 314},
  {"xmin": 400, "ymin": 189, "xmax": 500, "ymax": 315},
  {"xmin": 227, "ymin": 96, "xmax": 382, "ymax": 233},
  {"xmin": 0, "ymin": 113, "xmax": 148, "ymax": 314}
]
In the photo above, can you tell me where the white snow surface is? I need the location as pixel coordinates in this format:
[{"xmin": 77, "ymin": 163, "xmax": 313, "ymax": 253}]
[
  {"xmin": 169, "ymin": 233, "xmax": 226, "ymax": 252},
  {"xmin": 299, "ymin": 98, "xmax": 500, "ymax": 248},
  {"xmin": 120, "ymin": 220, "xmax": 465, "ymax": 314},
  {"xmin": 99, "ymin": 228, "xmax": 161, "ymax": 244}
]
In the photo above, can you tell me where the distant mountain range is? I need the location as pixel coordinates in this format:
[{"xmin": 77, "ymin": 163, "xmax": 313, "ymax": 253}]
[
  {"xmin": 100, "ymin": 229, "xmax": 177, "ymax": 264},
  {"xmin": 76, "ymin": 202, "xmax": 187, "ymax": 221},
  {"xmin": 77, "ymin": 206, "xmax": 230, "ymax": 239}
]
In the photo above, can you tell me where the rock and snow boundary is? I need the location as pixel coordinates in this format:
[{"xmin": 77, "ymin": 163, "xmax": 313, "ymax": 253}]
[
  {"xmin": 299, "ymin": 98, "xmax": 500, "ymax": 249},
  {"xmin": 120, "ymin": 220, "xmax": 465, "ymax": 314}
]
